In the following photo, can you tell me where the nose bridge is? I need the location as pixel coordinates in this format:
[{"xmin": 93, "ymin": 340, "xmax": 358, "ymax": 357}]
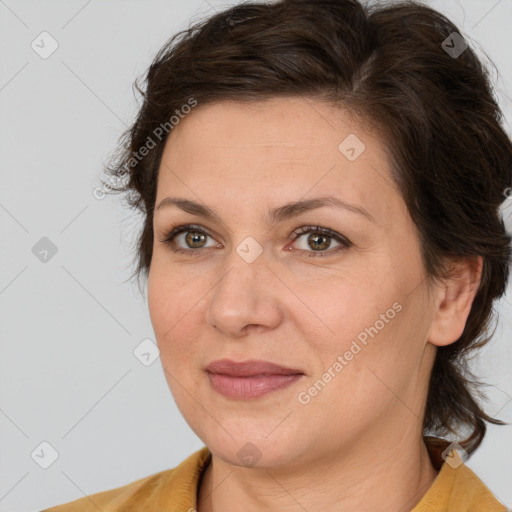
[
  {"xmin": 214, "ymin": 238, "xmax": 267, "ymax": 302},
  {"xmin": 205, "ymin": 238, "xmax": 281, "ymax": 334}
]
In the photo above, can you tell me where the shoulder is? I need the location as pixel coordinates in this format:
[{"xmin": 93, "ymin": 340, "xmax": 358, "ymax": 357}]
[
  {"xmin": 448, "ymin": 462, "xmax": 507, "ymax": 511},
  {"xmin": 415, "ymin": 440, "xmax": 507, "ymax": 511},
  {"xmin": 39, "ymin": 470, "xmax": 172, "ymax": 512},
  {"xmin": 39, "ymin": 446, "xmax": 211, "ymax": 512}
]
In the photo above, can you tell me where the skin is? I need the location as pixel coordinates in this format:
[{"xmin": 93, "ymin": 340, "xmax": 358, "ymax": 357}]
[{"xmin": 147, "ymin": 96, "xmax": 482, "ymax": 512}]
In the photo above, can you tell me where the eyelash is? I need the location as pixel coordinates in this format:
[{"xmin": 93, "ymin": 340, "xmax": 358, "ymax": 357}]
[{"xmin": 158, "ymin": 223, "xmax": 351, "ymax": 258}]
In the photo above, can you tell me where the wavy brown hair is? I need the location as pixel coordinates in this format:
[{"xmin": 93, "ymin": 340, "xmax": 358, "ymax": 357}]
[{"xmin": 101, "ymin": 0, "xmax": 512, "ymax": 455}]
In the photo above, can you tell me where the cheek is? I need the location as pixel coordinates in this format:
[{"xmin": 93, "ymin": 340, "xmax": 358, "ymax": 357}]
[
  {"xmin": 148, "ymin": 255, "xmax": 202, "ymax": 336},
  {"xmin": 147, "ymin": 270, "xmax": 172, "ymax": 339},
  {"xmin": 147, "ymin": 262, "xmax": 207, "ymax": 372},
  {"xmin": 295, "ymin": 274, "xmax": 410, "ymax": 413},
  {"xmin": 295, "ymin": 270, "xmax": 394, "ymax": 353}
]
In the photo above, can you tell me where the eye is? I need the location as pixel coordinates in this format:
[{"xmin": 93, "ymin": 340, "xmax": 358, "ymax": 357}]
[
  {"xmin": 288, "ymin": 225, "xmax": 351, "ymax": 257},
  {"xmin": 158, "ymin": 223, "xmax": 351, "ymax": 257},
  {"xmin": 159, "ymin": 224, "xmax": 219, "ymax": 255}
]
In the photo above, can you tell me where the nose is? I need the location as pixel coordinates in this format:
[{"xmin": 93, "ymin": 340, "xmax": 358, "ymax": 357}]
[{"xmin": 205, "ymin": 250, "xmax": 284, "ymax": 339}]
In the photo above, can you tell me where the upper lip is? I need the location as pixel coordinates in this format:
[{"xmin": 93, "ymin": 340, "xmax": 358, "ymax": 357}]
[{"xmin": 205, "ymin": 359, "xmax": 304, "ymax": 377}]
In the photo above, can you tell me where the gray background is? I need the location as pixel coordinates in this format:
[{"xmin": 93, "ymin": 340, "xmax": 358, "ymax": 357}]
[{"xmin": 1, "ymin": 0, "xmax": 511, "ymax": 510}]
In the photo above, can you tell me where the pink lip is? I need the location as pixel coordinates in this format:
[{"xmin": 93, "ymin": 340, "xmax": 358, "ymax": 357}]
[
  {"xmin": 205, "ymin": 359, "xmax": 303, "ymax": 376},
  {"xmin": 205, "ymin": 359, "xmax": 304, "ymax": 399}
]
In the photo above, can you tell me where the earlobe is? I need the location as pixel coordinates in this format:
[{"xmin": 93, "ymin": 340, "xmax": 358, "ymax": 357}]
[{"xmin": 427, "ymin": 256, "xmax": 483, "ymax": 347}]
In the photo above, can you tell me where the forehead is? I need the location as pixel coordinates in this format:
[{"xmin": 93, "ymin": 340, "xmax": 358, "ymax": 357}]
[
  {"xmin": 164, "ymin": 97, "xmax": 374, "ymax": 159},
  {"xmin": 156, "ymin": 97, "xmax": 402, "ymax": 223}
]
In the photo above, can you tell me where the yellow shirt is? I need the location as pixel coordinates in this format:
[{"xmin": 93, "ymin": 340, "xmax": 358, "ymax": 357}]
[{"xmin": 40, "ymin": 438, "xmax": 507, "ymax": 511}]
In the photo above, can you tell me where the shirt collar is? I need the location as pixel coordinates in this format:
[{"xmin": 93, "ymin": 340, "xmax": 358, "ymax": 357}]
[{"xmin": 160, "ymin": 438, "xmax": 466, "ymax": 511}]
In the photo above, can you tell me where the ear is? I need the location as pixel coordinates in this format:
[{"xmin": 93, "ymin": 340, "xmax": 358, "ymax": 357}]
[{"xmin": 427, "ymin": 255, "xmax": 483, "ymax": 347}]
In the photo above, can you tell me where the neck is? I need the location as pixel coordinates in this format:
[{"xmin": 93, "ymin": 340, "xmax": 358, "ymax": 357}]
[{"xmin": 197, "ymin": 425, "xmax": 439, "ymax": 512}]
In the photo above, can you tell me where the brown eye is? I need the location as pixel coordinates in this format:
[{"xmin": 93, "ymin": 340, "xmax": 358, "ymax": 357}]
[
  {"xmin": 184, "ymin": 231, "xmax": 208, "ymax": 249},
  {"xmin": 159, "ymin": 223, "xmax": 351, "ymax": 258},
  {"xmin": 290, "ymin": 225, "xmax": 351, "ymax": 257},
  {"xmin": 159, "ymin": 224, "xmax": 218, "ymax": 254}
]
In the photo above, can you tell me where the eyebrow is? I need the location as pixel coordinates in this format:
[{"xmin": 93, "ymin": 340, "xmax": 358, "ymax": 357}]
[{"xmin": 155, "ymin": 195, "xmax": 376, "ymax": 225}]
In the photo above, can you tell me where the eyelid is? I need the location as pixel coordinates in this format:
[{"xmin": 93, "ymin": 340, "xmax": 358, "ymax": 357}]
[
  {"xmin": 159, "ymin": 223, "xmax": 351, "ymax": 257},
  {"xmin": 158, "ymin": 223, "xmax": 219, "ymax": 252}
]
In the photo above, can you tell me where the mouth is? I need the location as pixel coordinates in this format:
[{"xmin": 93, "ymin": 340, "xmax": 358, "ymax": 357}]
[{"xmin": 205, "ymin": 359, "xmax": 305, "ymax": 400}]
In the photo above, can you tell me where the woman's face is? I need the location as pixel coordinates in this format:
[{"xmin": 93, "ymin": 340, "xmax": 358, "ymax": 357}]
[{"xmin": 148, "ymin": 97, "xmax": 438, "ymax": 468}]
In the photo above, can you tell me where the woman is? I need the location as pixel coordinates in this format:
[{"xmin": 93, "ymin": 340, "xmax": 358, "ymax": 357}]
[{"xmin": 42, "ymin": 0, "xmax": 511, "ymax": 510}]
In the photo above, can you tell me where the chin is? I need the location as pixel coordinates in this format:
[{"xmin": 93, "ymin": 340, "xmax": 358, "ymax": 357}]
[
  {"xmin": 196, "ymin": 418, "xmax": 310, "ymax": 470},
  {"xmin": 210, "ymin": 439, "xmax": 293, "ymax": 469}
]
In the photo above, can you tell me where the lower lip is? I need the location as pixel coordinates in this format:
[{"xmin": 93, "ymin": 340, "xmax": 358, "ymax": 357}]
[{"xmin": 207, "ymin": 373, "xmax": 304, "ymax": 399}]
